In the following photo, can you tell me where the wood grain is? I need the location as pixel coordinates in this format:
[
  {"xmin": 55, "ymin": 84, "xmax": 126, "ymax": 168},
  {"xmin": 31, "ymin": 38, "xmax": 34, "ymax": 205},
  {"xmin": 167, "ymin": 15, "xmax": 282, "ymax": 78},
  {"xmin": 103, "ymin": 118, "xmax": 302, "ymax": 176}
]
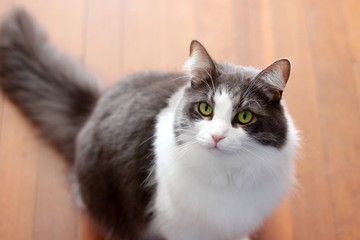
[
  {"xmin": 304, "ymin": 0, "xmax": 360, "ymax": 239},
  {"xmin": 0, "ymin": 0, "xmax": 359, "ymax": 239},
  {"xmin": 266, "ymin": 0, "xmax": 338, "ymax": 239},
  {"xmin": 0, "ymin": 101, "xmax": 39, "ymax": 240},
  {"xmin": 0, "ymin": 3, "xmax": 36, "ymax": 240},
  {"xmin": 0, "ymin": 0, "xmax": 13, "ymax": 165},
  {"xmin": 84, "ymin": 0, "xmax": 123, "ymax": 84},
  {"xmin": 2, "ymin": 0, "xmax": 87, "ymax": 239}
]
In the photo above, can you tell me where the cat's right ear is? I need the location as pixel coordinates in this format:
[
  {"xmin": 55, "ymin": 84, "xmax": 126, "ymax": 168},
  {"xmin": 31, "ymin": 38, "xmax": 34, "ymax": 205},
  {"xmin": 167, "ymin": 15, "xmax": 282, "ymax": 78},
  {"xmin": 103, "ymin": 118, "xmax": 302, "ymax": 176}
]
[{"xmin": 184, "ymin": 40, "xmax": 217, "ymax": 86}]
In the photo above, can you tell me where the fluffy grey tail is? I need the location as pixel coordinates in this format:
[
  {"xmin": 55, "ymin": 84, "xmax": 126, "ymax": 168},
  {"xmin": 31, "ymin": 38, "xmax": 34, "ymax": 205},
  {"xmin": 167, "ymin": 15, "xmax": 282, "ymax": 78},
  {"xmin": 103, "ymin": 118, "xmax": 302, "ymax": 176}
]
[{"xmin": 0, "ymin": 8, "xmax": 102, "ymax": 162}]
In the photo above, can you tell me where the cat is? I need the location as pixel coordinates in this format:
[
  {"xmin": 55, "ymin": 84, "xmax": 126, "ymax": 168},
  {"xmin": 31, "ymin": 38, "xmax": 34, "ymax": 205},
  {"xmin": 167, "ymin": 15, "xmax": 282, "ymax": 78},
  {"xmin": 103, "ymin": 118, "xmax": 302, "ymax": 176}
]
[{"xmin": 0, "ymin": 8, "xmax": 299, "ymax": 240}]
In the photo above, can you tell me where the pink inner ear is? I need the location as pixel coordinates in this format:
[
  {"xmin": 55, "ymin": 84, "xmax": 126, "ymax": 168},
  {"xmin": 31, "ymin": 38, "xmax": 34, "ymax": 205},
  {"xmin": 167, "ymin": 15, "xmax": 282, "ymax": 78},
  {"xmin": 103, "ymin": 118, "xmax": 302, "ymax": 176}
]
[
  {"xmin": 276, "ymin": 59, "xmax": 291, "ymax": 84},
  {"xmin": 256, "ymin": 59, "xmax": 291, "ymax": 91}
]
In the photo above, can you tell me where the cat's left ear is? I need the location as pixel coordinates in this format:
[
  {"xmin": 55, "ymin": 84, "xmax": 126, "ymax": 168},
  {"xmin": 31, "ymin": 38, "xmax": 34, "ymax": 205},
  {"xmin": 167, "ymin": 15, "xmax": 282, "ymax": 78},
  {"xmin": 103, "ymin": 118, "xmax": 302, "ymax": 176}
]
[
  {"xmin": 255, "ymin": 59, "xmax": 291, "ymax": 102},
  {"xmin": 184, "ymin": 40, "xmax": 217, "ymax": 85}
]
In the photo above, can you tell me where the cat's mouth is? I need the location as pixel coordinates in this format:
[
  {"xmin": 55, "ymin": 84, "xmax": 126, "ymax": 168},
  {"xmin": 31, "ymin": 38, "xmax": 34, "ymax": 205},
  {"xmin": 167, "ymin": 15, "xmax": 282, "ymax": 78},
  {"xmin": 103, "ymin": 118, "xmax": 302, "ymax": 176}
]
[
  {"xmin": 196, "ymin": 138, "xmax": 228, "ymax": 153},
  {"xmin": 208, "ymin": 144, "xmax": 224, "ymax": 153},
  {"xmin": 210, "ymin": 145, "xmax": 219, "ymax": 150},
  {"xmin": 205, "ymin": 142, "xmax": 238, "ymax": 155}
]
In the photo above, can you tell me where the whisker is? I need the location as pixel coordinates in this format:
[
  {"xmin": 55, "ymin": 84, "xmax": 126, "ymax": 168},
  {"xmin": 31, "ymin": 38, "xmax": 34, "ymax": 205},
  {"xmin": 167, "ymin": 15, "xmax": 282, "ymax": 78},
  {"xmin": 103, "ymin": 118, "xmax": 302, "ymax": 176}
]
[
  {"xmin": 139, "ymin": 135, "xmax": 156, "ymax": 146},
  {"xmin": 205, "ymin": 69, "xmax": 216, "ymax": 93},
  {"xmin": 168, "ymin": 75, "xmax": 190, "ymax": 83}
]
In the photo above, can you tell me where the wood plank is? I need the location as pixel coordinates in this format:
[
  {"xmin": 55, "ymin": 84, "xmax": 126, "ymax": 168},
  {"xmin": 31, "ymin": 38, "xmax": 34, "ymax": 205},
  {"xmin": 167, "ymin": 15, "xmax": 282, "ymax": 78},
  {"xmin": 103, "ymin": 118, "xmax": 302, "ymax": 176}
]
[
  {"xmin": 0, "ymin": 94, "xmax": 3, "ymax": 142},
  {"xmin": 158, "ymin": 0, "xmax": 196, "ymax": 71},
  {"xmin": 0, "ymin": 0, "xmax": 14, "ymax": 161},
  {"xmin": 122, "ymin": 0, "xmax": 166, "ymax": 73},
  {"xmin": 263, "ymin": 0, "xmax": 337, "ymax": 239},
  {"xmin": 195, "ymin": 0, "xmax": 237, "ymax": 63},
  {"xmin": 304, "ymin": 0, "xmax": 360, "ymax": 239},
  {"xmin": 338, "ymin": 0, "xmax": 360, "ymax": 239},
  {"xmin": 0, "ymin": 0, "xmax": 13, "ymax": 15},
  {"xmin": 14, "ymin": 0, "xmax": 86, "ymax": 58},
  {"xmin": 341, "ymin": 0, "xmax": 360, "ymax": 110},
  {"xmin": 122, "ymin": 0, "xmax": 196, "ymax": 74},
  {"xmin": 0, "ymin": 101, "xmax": 39, "ymax": 240},
  {"xmin": 11, "ymin": 0, "xmax": 88, "ymax": 239},
  {"xmin": 258, "ymin": 198, "xmax": 293, "ymax": 240},
  {"xmin": 0, "ymin": 2, "xmax": 39, "ymax": 240},
  {"xmin": 84, "ymin": 0, "xmax": 123, "ymax": 84},
  {"xmin": 33, "ymin": 147, "xmax": 78, "ymax": 240},
  {"xmin": 233, "ymin": 0, "xmax": 265, "ymax": 66}
]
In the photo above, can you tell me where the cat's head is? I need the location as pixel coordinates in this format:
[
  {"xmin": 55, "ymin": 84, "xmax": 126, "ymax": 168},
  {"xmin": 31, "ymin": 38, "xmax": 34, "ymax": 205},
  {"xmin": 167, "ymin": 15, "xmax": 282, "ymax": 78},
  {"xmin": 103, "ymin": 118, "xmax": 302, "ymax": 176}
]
[{"xmin": 174, "ymin": 40, "xmax": 291, "ymax": 156}]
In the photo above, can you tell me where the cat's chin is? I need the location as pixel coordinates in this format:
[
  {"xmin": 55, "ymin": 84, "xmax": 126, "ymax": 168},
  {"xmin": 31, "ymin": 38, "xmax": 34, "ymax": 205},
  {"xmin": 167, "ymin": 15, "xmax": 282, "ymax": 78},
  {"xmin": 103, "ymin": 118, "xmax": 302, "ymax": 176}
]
[{"xmin": 208, "ymin": 146, "xmax": 222, "ymax": 152}]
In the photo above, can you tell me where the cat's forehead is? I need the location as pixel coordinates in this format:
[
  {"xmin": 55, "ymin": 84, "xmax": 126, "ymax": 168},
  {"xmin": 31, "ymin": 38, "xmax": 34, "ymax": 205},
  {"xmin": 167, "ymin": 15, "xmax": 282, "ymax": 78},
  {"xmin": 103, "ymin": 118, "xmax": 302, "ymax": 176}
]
[
  {"xmin": 216, "ymin": 63, "xmax": 261, "ymax": 96},
  {"xmin": 217, "ymin": 62, "xmax": 260, "ymax": 77},
  {"xmin": 185, "ymin": 63, "xmax": 268, "ymax": 106},
  {"xmin": 216, "ymin": 63, "xmax": 258, "ymax": 88}
]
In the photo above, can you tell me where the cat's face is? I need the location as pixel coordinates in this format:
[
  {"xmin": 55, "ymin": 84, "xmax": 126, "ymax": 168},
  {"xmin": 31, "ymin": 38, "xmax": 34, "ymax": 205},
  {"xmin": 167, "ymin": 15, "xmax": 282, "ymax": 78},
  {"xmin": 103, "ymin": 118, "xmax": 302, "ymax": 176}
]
[{"xmin": 174, "ymin": 41, "xmax": 290, "ymax": 155}]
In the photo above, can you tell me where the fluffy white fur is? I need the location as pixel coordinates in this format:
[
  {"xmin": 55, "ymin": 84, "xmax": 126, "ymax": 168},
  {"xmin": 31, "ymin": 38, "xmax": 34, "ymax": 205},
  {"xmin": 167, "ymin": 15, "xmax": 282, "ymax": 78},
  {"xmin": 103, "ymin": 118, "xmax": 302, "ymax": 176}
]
[{"xmin": 151, "ymin": 83, "xmax": 298, "ymax": 240}]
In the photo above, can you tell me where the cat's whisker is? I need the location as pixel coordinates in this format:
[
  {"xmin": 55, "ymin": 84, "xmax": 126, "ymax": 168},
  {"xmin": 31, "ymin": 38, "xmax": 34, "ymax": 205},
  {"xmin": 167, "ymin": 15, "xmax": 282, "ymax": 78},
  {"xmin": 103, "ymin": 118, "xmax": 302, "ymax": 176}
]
[
  {"xmin": 242, "ymin": 77, "xmax": 261, "ymax": 99},
  {"xmin": 244, "ymin": 142, "xmax": 272, "ymax": 156},
  {"xmin": 239, "ymin": 147, "xmax": 266, "ymax": 162},
  {"xmin": 154, "ymin": 140, "xmax": 197, "ymax": 161},
  {"xmin": 203, "ymin": 78, "xmax": 214, "ymax": 93},
  {"xmin": 168, "ymin": 75, "xmax": 189, "ymax": 83},
  {"xmin": 177, "ymin": 148, "xmax": 193, "ymax": 160},
  {"xmin": 139, "ymin": 135, "xmax": 156, "ymax": 146},
  {"xmin": 205, "ymin": 69, "xmax": 216, "ymax": 93},
  {"xmin": 176, "ymin": 141, "xmax": 197, "ymax": 151},
  {"xmin": 242, "ymin": 99, "xmax": 264, "ymax": 109},
  {"xmin": 141, "ymin": 166, "xmax": 156, "ymax": 187},
  {"xmin": 176, "ymin": 140, "xmax": 198, "ymax": 151},
  {"xmin": 235, "ymin": 145, "xmax": 280, "ymax": 177},
  {"xmin": 177, "ymin": 128, "xmax": 198, "ymax": 134},
  {"xmin": 144, "ymin": 150, "xmax": 155, "ymax": 160},
  {"xmin": 245, "ymin": 166, "xmax": 261, "ymax": 187}
]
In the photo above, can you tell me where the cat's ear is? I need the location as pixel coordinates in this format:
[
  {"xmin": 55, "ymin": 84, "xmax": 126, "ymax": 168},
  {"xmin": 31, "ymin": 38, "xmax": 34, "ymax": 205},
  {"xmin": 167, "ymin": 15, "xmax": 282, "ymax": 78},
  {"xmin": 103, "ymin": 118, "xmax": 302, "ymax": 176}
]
[
  {"xmin": 255, "ymin": 59, "xmax": 291, "ymax": 102},
  {"xmin": 184, "ymin": 40, "xmax": 217, "ymax": 85}
]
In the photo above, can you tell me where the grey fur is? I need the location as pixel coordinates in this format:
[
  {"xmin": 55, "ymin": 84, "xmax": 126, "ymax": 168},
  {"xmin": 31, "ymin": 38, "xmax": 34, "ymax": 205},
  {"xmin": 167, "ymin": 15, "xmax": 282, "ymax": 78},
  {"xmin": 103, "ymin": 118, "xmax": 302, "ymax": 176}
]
[
  {"xmin": 75, "ymin": 72, "xmax": 187, "ymax": 239},
  {"xmin": 0, "ymin": 8, "xmax": 102, "ymax": 162},
  {"xmin": 0, "ymin": 8, "xmax": 291, "ymax": 240}
]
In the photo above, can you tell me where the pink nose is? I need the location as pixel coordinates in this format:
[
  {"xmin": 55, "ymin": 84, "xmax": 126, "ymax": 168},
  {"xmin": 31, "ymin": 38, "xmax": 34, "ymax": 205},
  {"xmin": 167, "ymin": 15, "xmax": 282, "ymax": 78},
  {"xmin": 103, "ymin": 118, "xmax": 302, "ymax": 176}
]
[{"xmin": 212, "ymin": 135, "xmax": 225, "ymax": 143}]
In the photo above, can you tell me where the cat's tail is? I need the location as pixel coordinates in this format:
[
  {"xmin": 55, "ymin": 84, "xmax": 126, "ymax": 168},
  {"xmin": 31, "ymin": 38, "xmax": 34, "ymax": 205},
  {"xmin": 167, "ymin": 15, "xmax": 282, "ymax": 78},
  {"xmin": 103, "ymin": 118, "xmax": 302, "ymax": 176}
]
[{"xmin": 0, "ymin": 8, "xmax": 102, "ymax": 163}]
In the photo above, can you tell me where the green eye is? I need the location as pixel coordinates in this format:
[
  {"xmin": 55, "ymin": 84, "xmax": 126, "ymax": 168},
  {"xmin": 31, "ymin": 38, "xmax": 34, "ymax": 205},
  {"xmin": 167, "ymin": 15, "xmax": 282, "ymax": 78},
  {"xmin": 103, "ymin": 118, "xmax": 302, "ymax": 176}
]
[
  {"xmin": 198, "ymin": 102, "xmax": 213, "ymax": 116},
  {"xmin": 237, "ymin": 110, "xmax": 253, "ymax": 124}
]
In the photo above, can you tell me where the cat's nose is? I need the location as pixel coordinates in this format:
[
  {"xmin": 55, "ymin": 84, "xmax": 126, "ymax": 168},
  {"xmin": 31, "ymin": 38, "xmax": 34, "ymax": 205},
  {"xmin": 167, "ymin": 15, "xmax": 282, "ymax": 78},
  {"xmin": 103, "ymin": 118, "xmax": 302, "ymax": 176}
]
[{"xmin": 212, "ymin": 135, "xmax": 225, "ymax": 143}]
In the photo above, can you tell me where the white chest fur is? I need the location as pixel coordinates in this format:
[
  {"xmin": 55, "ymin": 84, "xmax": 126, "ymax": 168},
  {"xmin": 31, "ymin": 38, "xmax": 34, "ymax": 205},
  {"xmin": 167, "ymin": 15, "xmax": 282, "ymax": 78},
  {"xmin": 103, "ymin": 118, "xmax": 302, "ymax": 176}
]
[{"xmin": 151, "ymin": 89, "xmax": 298, "ymax": 240}]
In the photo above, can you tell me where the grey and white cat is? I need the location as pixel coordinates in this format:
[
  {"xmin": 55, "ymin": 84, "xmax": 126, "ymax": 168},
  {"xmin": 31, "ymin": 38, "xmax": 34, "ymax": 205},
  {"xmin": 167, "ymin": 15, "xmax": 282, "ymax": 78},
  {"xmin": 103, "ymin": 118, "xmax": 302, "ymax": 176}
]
[{"xmin": 0, "ymin": 8, "xmax": 299, "ymax": 240}]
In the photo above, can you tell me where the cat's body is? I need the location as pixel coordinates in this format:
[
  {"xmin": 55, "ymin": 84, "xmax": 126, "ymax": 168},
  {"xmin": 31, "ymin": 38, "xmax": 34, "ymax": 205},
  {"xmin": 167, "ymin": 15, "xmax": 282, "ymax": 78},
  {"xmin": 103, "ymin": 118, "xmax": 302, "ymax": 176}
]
[
  {"xmin": 0, "ymin": 9, "xmax": 299, "ymax": 240},
  {"xmin": 75, "ymin": 72, "xmax": 188, "ymax": 239}
]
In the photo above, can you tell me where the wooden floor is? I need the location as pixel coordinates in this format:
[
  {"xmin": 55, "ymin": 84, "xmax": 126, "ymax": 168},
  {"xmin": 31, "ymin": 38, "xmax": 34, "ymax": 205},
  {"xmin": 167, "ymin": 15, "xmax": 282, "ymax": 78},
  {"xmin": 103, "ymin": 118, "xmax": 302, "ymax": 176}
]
[{"xmin": 0, "ymin": 0, "xmax": 359, "ymax": 239}]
